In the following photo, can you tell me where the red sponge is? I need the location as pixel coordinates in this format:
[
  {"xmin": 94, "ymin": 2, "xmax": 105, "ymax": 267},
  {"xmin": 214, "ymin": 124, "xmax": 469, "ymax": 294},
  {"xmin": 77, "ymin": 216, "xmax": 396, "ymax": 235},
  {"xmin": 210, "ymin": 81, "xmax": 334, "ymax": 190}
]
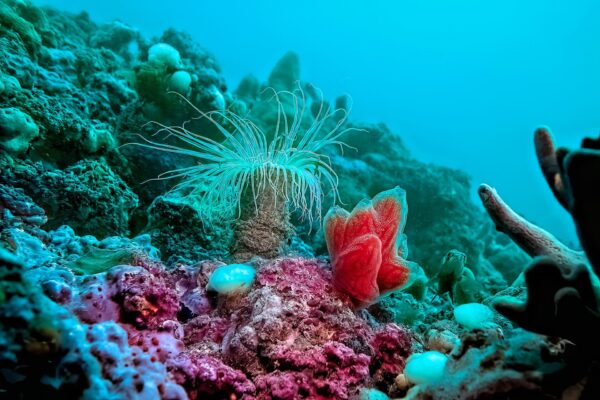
[{"xmin": 324, "ymin": 187, "xmax": 411, "ymax": 308}]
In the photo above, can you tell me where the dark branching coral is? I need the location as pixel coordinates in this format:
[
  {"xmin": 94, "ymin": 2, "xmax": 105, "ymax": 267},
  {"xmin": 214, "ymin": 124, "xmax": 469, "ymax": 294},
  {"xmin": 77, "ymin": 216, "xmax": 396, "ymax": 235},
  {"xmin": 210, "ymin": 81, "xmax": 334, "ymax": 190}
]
[{"xmin": 479, "ymin": 127, "xmax": 600, "ymax": 358}]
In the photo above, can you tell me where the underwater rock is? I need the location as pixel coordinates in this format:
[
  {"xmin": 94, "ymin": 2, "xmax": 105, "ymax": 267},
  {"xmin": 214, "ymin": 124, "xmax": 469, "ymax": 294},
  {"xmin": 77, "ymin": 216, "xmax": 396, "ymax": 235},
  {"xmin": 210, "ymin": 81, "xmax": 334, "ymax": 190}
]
[
  {"xmin": 0, "ymin": 1, "xmax": 42, "ymax": 57},
  {"xmin": 168, "ymin": 353, "xmax": 256, "ymax": 398},
  {"xmin": 407, "ymin": 329, "xmax": 574, "ymax": 400},
  {"xmin": 0, "ymin": 107, "xmax": 39, "ymax": 154},
  {"xmin": 236, "ymin": 74, "xmax": 261, "ymax": 101},
  {"xmin": 146, "ymin": 192, "xmax": 231, "ymax": 264},
  {"xmin": 368, "ymin": 291, "xmax": 427, "ymax": 328},
  {"xmin": 253, "ymin": 342, "xmax": 371, "ymax": 399},
  {"xmin": 370, "ymin": 324, "xmax": 412, "ymax": 385},
  {"xmin": 5, "ymin": 232, "xmax": 413, "ymax": 399},
  {"xmin": 483, "ymin": 237, "xmax": 531, "ymax": 285},
  {"xmin": 425, "ymin": 329, "xmax": 460, "ymax": 354},
  {"xmin": 0, "ymin": 183, "xmax": 46, "ymax": 229},
  {"xmin": 0, "ymin": 15, "xmax": 136, "ymax": 163},
  {"xmin": 219, "ymin": 257, "xmax": 412, "ymax": 398},
  {"xmin": 1, "ymin": 158, "xmax": 138, "ymax": 237},
  {"xmin": 45, "ymin": 224, "xmax": 159, "ymax": 262},
  {"xmin": 159, "ymin": 28, "xmax": 221, "ymax": 71},
  {"xmin": 267, "ymin": 51, "xmax": 300, "ymax": 92},
  {"xmin": 108, "ymin": 264, "xmax": 180, "ymax": 329},
  {"xmin": 4, "ymin": 228, "xmax": 55, "ymax": 269},
  {"xmin": 89, "ymin": 20, "xmax": 143, "ymax": 61},
  {"xmin": 0, "ymin": 72, "xmax": 21, "ymax": 94}
]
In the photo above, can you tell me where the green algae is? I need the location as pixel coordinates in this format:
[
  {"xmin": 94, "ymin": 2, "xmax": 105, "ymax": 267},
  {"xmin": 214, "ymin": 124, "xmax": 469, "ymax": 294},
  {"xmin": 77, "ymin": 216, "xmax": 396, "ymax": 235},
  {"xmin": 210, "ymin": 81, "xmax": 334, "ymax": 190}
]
[{"xmin": 67, "ymin": 247, "xmax": 134, "ymax": 275}]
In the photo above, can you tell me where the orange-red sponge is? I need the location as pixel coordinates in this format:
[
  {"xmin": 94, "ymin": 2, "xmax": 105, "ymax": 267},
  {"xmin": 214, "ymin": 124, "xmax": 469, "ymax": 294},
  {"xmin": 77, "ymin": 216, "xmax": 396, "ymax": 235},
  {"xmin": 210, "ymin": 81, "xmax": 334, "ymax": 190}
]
[{"xmin": 324, "ymin": 187, "xmax": 412, "ymax": 308}]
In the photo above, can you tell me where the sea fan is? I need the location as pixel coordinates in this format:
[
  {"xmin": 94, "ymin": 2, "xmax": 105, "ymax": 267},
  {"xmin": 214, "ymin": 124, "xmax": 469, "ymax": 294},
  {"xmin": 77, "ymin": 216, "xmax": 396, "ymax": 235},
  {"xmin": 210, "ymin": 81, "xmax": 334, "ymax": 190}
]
[{"xmin": 133, "ymin": 87, "xmax": 356, "ymax": 225}]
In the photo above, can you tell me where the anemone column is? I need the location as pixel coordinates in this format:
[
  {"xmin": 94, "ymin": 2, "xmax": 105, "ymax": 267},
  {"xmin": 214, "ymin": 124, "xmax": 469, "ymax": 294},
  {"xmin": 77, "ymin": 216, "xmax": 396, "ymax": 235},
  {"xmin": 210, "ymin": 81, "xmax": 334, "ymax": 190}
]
[{"xmin": 233, "ymin": 184, "xmax": 292, "ymax": 262}]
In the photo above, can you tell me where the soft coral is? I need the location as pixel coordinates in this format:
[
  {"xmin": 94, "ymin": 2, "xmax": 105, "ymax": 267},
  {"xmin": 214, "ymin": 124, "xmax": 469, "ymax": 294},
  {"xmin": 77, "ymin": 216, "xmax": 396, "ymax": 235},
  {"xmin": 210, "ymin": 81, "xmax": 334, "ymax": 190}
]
[{"xmin": 324, "ymin": 187, "xmax": 413, "ymax": 307}]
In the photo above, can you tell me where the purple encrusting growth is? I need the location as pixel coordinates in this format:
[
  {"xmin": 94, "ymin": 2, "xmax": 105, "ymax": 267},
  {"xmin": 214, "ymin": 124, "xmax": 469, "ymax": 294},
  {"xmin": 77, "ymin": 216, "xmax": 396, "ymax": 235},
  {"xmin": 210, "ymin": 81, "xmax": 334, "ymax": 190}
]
[
  {"xmin": 4, "ymin": 228, "xmax": 412, "ymax": 399},
  {"xmin": 0, "ymin": 250, "xmax": 188, "ymax": 399}
]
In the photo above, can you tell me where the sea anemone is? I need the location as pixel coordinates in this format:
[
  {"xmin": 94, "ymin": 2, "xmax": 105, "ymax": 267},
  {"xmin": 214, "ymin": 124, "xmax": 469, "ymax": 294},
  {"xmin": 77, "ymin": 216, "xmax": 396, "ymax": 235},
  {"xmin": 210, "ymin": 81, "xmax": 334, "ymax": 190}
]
[{"xmin": 133, "ymin": 86, "xmax": 356, "ymax": 260}]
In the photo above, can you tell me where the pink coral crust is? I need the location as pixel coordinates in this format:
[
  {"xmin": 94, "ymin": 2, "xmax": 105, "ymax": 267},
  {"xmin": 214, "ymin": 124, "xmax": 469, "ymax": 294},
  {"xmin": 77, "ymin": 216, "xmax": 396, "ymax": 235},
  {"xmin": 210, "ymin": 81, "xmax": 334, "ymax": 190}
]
[{"xmin": 62, "ymin": 255, "xmax": 411, "ymax": 399}]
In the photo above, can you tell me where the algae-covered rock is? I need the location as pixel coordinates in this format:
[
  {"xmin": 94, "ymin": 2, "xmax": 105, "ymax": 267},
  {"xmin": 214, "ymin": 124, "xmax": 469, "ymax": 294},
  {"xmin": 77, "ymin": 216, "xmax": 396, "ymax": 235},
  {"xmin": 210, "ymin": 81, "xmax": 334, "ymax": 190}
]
[
  {"xmin": 35, "ymin": 160, "xmax": 138, "ymax": 237},
  {"xmin": 0, "ymin": 41, "xmax": 133, "ymax": 164},
  {"xmin": 406, "ymin": 329, "xmax": 574, "ymax": 400},
  {"xmin": 371, "ymin": 292, "xmax": 427, "ymax": 327},
  {"xmin": 0, "ymin": 107, "xmax": 39, "ymax": 154},
  {"xmin": 0, "ymin": 1, "xmax": 42, "ymax": 56},
  {"xmin": 1, "ymin": 158, "xmax": 138, "ymax": 237},
  {"xmin": 89, "ymin": 20, "xmax": 142, "ymax": 61},
  {"xmin": 67, "ymin": 247, "xmax": 134, "ymax": 275},
  {"xmin": 146, "ymin": 192, "xmax": 231, "ymax": 263},
  {"xmin": 0, "ymin": 184, "xmax": 46, "ymax": 230}
]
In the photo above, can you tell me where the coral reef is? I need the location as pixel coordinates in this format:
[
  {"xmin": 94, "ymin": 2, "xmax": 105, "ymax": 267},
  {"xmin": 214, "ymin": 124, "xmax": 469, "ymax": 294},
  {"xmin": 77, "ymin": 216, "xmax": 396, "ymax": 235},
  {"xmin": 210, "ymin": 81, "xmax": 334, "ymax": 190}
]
[{"xmin": 2, "ymin": 1, "xmax": 595, "ymax": 399}]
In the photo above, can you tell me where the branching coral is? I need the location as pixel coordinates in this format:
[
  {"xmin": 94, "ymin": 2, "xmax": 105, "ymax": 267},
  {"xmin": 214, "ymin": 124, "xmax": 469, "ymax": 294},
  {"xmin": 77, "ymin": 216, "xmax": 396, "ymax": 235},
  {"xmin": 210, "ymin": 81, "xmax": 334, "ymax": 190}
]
[
  {"xmin": 478, "ymin": 127, "xmax": 600, "ymax": 357},
  {"xmin": 134, "ymin": 87, "xmax": 355, "ymax": 260},
  {"xmin": 324, "ymin": 187, "xmax": 417, "ymax": 307}
]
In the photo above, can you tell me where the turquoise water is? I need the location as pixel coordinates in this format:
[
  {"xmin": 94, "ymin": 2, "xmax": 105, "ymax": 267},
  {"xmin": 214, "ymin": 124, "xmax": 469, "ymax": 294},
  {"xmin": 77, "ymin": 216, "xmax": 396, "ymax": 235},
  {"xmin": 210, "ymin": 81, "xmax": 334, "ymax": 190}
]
[{"xmin": 36, "ymin": 0, "xmax": 600, "ymax": 244}]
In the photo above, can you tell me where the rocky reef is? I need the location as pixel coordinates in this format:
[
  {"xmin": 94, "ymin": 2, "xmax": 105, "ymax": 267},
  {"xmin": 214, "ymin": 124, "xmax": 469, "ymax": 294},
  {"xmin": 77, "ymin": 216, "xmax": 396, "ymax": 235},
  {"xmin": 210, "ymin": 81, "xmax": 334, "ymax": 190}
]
[{"xmin": 1, "ymin": 1, "xmax": 598, "ymax": 399}]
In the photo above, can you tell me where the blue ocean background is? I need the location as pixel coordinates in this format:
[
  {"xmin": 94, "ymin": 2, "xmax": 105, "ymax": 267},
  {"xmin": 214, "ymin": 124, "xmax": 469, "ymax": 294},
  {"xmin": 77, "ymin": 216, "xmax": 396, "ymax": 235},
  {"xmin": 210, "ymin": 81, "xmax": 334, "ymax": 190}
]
[{"xmin": 37, "ymin": 0, "xmax": 600, "ymax": 245}]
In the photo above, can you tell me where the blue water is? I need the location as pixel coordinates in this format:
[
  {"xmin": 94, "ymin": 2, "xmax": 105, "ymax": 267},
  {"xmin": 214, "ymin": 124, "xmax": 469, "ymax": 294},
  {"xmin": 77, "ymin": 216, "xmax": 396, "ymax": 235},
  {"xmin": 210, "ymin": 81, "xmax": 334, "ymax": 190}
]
[{"xmin": 37, "ymin": 0, "xmax": 600, "ymax": 245}]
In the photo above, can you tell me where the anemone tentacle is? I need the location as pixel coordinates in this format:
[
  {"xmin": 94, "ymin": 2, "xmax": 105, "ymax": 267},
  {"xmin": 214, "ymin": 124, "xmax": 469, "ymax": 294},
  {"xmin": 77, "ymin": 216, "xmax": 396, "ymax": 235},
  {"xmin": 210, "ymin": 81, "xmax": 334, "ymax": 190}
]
[{"xmin": 129, "ymin": 86, "xmax": 360, "ymax": 225}]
